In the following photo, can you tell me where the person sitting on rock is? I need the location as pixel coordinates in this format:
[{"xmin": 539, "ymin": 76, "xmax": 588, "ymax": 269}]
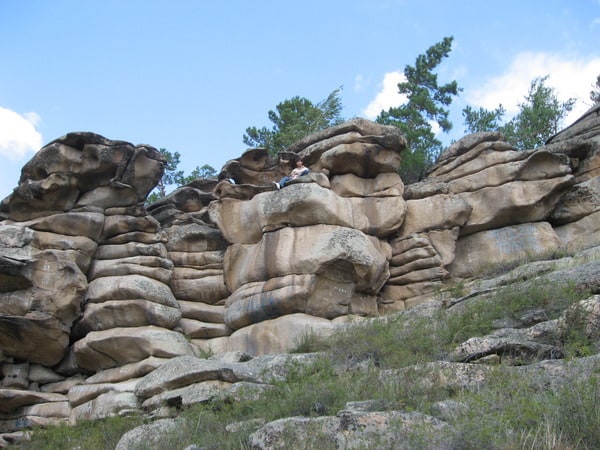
[
  {"xmin": 273, "ymin": 159, "xmax": 309, "ymax": 189},
  {"xmin": 218, "ymin": 171, "xmax": 236, "ymax": 184}
]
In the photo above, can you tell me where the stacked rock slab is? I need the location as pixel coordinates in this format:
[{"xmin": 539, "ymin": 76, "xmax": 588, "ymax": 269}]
[
  {"xmin": 71, "ymin": 207, "xmax": 194, "ymax": 373},
  {"xmin": 1, "ymin": 109, "xmax": 600, "ymax": 436},
  {"xmin": 0, "ymin": 132, "xmax": 193, "ymax": 432},
  {"xmin": 208, "ymin": 119, "xmax": 408, "ymax": 354},
  {"xmin": 546, "ymin": 104, "xmax": 600, "ymax": 252},
  {"xmin": 147, "ymin": 181, "xmax": 233, "ymax": 355},
  {"xmin": 374, "ymin": 106, "xmax": 600, "ymax": 310},
  {"xmin": 383, "ymin": 131, "xmax": 576, "ymax": 309}
]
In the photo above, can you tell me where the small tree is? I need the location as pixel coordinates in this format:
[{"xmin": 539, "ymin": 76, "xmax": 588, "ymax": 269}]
[
  {"xmin": 376, "ymin": 36, "xmax": 461, "ymax": 183},
  {"xmin": 462, "ymin": 105, "xmax": 506, "ymax": 133},
  {"xmin": 146, "ymin": 149, "xmax": 216, "ymax": 204},
  {"xmin": 183, "ymin": 164, "xmax": 217, "ymax": 184},
  {"xmin": 591, "ymin": 74, "xmax": 600, "ymax": 104},
  {"xmin": 243, "ymin": 87, "xmax": 344, "ymax": 155},
  {"xmin": 463, "ymin": 75, "xmax": 576, "ymax": 150},
  {"xmin": 154, "ymin": 148, "xmax": 184, "ymax": 198},
  {"xmin": 506, "ymin": 76, "xmax": 575, "ymax": 149}
]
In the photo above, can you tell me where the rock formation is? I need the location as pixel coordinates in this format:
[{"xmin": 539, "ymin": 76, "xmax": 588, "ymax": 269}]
[{"xmin": 0, "ymin": 105, "xmax": 599, "ymax": 443}]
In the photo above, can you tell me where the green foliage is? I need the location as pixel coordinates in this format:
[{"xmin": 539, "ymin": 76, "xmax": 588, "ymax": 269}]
[
  {"xmin": 22, "ymin": 415, "xmax": 145, "ymax": 450},
  {"xmin": 376, "ymin": 36, "xmax": 461, "ymax": 183},
  {"xmin": 554, "ymin": 375, "xmax": 600, "ymax": 448},
  {"xmin": 155, "ymin": 148, "xmax": 184, "ymax": 198},
  {"xmin": 462, "ymin": 104, "xmax": 506, "ymax": 133},
  {"xmin": 19, "ymin": 269, "xmax": 596, "ymax": 449},
  {"xmin": 263, "ymin": 358, "xmax": 357, "ymax": 418},
  {"xmin": 452, "ymin": 369, "xmax": 600, "ymax": 449},
  {"xmin": 183, "ymin": 163, "xmax": 217, "ymax": 184},
  {"xmin": 300, "ymin": 279, "xmax": 585, "ymax": 370},
  {"xmin": 591, "ymin": 73, "xmax": 600, "ymax": 104},
  {"xmin": 446, "ymin": 280, "xmax": 584, "ymax": 347},
  {"xmin": 146, "ymin": 149, "xmax": 216, "ymax": 204},
  {"xmin": 561, "ymin": 301, "xmax": 596, "ymax": 357},
  {"xmin": 506, "ymin": 75, "xmax": 575, "ymax": 149},
  {"xmin": 463, "ymin": 75, "xmax": 576, "ymax": 150},
  {"xmin": 314, "ymin": 314, "xmax": 450, "ymax": 370},
  {"xmin": 243, "ymin": 87, "xmax": 344, "ymax": 155}
]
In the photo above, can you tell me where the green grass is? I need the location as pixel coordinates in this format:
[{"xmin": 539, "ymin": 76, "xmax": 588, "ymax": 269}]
[
  {"xmin": 450, "ymin": 369, "xmax": 600, "ymax": 449},
  {"xmin": 444, "ymin": 279, "xmax": 586, "ymax": 348},
  {"xmin": 21, "ymin": 415, "xmax": 145, "ymax": 450},
  {"xmin": 18, "ymin": 279, "xmax": 597, "ymax": 449}
]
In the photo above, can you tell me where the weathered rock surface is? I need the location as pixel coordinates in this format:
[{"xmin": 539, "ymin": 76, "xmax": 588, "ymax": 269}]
[
  {"xmin": 450, "ymin": 222, "xmax": 561, "ymax": 278},
  {"xmin": 227, "ymin": 313, "xmax": 337, "ymax": 355},
  {"xmin": 209, "ymin": 182, "xmax": 405, "ymax": 244},
  {"xmin": 114, "ymin": 418, "xmax": 184, "ymax": 450},
  {"xmin": 0, "ymin": 108, "xmax": 599, "ymax": 445},
  {"xmin": 0, "ymin": 132, "xmax": 164, "ymax": 221},
  {"xmin": 248, "ymin": 407, "xmax": 455, "ymax": 450},
  {"xmin": 73, "ymin": 326, "xmax": 199, "ymax": 372}
]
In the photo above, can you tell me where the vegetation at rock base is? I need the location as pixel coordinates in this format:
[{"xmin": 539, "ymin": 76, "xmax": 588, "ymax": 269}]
[
  {"xmin": 19, "ymin": 263, "xmax": 599, "ymax": 450},
  {"xmin": 16, "ymin": 415, "xmax": 145, "ymax": 450}
]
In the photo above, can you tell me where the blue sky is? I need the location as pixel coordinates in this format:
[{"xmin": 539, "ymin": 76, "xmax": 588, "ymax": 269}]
[{"xmin": 1, "ymin": 0, "xmax": 600, "ymax": 200}]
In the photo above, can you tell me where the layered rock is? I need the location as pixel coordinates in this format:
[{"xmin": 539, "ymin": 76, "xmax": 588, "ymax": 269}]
[
  {"xmin": 206, "ymin": 119, "xmax": 407, "ymax": 353},
  {"xmin": 0, "ymin": 133, "xmax": 174, "ymax": 433},
  {"xmin": 146, "ymin": 180, "xmax": 233, "ymax": 355},
  {"xmin": 546, "ymin": 104, "xmax": 600, "ymax": 251},
  {"xmin": 69, "ymin": 196, "xmax": 198, "ymax": 374},
  {"xmin": 223, "ymin": 224, "xmax": 391, "ymax": 330},
  {"xmin": 382, "ymin": 130, "xmax": 579, "ymax": 308},
  {"xmin": 0, "ymin": 211, "xmax": 103, "ymax": 366},
  {"xmin": 0, "ymin": 133, "xmax": 165, "ymax": 370},
  {"xmin": 1, "ymin": 108, "xmax": 600, "ymax": 438}
]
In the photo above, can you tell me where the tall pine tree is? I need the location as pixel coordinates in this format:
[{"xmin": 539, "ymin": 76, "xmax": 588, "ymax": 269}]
[{"xmin": 376, "ymin": 36, "xmax": 461, "ymax": 183}]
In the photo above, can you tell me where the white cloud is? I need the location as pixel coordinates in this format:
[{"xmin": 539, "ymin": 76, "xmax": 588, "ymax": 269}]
[
  {"xmin": 0, "ymin": 107, "xmax": 43, "ymax": 160},
  {"xmin": 362, "ymin": 71, "xmax": 407, "ymax": 119},
  {"xmin": 466, "ymin": 52, "xmax": 600, "ymax": 126},
  {"xmin": 353, "ymin": 74, "xmax": 364, "ymax": 92}
]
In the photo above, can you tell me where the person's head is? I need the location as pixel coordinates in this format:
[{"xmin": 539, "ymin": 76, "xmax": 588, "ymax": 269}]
[{"xmin": 296, "ymin": 159, "xmax": 304, "ymax": 167}]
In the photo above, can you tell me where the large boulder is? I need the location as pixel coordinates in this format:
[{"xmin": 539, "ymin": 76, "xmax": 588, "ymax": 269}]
[
  {"xmin": 450, "ymin": 222, "xmax": 561, "ymax": 278},
  {"xmin": 224, "ymin": 224, "xmax": 391, "ymax": 294},
  {"xmin": 73, "ymin": 326, "xmax": 199, "ymax": 372},
  {"xmin": 228, "ymin": 313, "xmax": 337, "ymax": 355},
  {"xmin": 0, "ymin": 132, "xmax": 164, "ymax": 221},
  {"xmin": 0, "ymin": 225, "xmax": 89, "ymax": 365},
  {"xmin": 222, "ymin": 224, "xmax": 390, "ymax": 329},
  {"xmin": 209, "ymin": 183, "xmax": 405, "ymax": 244}
]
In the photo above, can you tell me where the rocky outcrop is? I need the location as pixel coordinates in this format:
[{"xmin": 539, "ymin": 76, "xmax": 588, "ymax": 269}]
[
  {"xmin": 207, "ymin": 119, "xmax": 407, "ymax": 353},
  {"xmin": 146, "ymin": 180, "xmax": 232, "ymax": 355},
  {"xmin": 111, "ymin": 249, "xmax": 598, "ymax": 449},
  {"xmin": 0, "ymin": 133, "xmax": 192, "ymax": 434},
  {"xmin": 248, "ymin": 406, "xmax": 455, "ymax": 450},
  {"xmin": 0, "ymin": 106, "xmax": 599, "ymax": 443},
  {"xmin": 0, "ymin": 133, "xmax": 166, "ymax": 369}
]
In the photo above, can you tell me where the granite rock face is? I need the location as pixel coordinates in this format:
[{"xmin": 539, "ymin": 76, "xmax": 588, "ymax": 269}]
[
  {"xmin": 0, "ymin": 134, "xmax": 167, "ymax": 369},
  {"xmin": 0, "ymin": 108, "xmax": 600, "ymax": 436}
]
